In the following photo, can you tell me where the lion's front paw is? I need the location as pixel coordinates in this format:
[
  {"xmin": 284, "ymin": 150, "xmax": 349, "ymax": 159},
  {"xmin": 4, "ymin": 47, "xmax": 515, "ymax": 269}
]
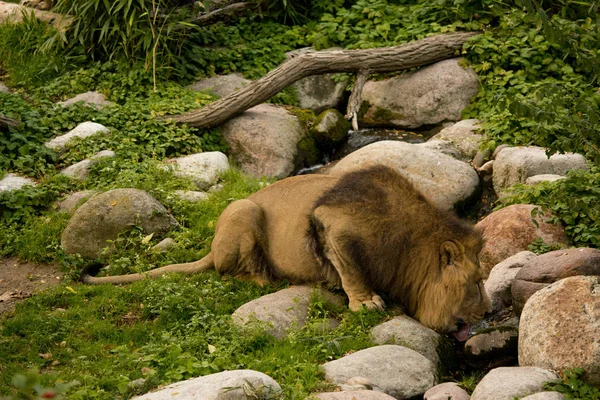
[{"xmin": 349, "ymin": 294, "xmax": 385, "ymax": 311}]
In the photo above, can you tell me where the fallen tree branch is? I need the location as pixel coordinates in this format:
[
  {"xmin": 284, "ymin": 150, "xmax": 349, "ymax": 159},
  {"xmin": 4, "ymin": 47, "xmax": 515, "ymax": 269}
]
[
  {"xmin": 346, "ymin": 68, "xmax": 370, "ymax": 131},
  {"xmin": 165, "ymin": 31, "xmax": 479, "ymax": 129},
  {"xmin": 0, "ymin": 114, "xmax": 21, "ymax": 131},
  {"xmin": 192, "ymin": 2, "xmax": 253, "ymax": 25}
]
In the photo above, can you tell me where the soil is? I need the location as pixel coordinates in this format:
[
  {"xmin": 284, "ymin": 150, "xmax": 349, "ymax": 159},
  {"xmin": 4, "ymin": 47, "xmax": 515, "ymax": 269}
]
[{"xmin": 0, "ymin": 258, "xmax": 63, "ymax": 316}]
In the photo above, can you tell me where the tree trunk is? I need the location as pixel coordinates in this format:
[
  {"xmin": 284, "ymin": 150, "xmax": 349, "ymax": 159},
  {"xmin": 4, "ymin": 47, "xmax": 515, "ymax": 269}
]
[
  {"xmin": 166, "ymin": 31, "xmax": 478, "ymax": 129},
  {"xmin": 0, "ymin": 114, "xmax": 21, "ymax": 131}
]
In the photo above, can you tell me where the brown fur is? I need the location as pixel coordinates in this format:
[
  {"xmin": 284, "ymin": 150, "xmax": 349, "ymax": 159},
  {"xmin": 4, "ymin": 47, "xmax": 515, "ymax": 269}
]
[{"xmin": 82, "ymin": 165, "xmax": 491, "ymax": 333}]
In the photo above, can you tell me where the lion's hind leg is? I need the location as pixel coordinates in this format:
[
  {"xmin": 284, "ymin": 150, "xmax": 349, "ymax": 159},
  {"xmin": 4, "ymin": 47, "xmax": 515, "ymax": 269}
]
[
  {"xmin": 312, "ymin": 206, "xmax": 385, "ymax": 311},
  {"xmin": 210, "ymin": 199, "xmax": 275, "ymax": 286}
]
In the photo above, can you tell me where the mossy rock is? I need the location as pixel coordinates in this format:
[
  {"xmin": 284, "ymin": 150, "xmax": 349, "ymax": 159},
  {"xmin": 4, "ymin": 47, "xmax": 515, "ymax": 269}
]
[{"xmin": 311, "ymin": 109, "xmax": 351, "ymax": 150}]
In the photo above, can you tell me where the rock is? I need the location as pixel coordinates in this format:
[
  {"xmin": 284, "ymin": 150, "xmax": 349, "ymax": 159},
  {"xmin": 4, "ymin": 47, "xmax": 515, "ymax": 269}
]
[
  {"xmin": 476, "ymin": 204, "xmax": 568, "ymax": 274},
  {"xmin": 521, "ymin": 393, "xmax": 566, "ymax": 400},
  {"xmin": 311, "ymin": 109, "xmax": 350, "ymax": 150},
  {"xmin": 167, "ymin": 152, "xmax": 229, "ymax": 190},
  {"xmin": 0, "ymin": 173, "xmax": 36, "ymax": 192},
  {"xmin": 187, "ymin": 73, "xmax": 250, "ymax": 97},
  {"xmin": 150, "ymin": 238, "xmax": 176, "ymax": 253},
  {"xmin": 219, "ymin": 104, "xmax": 311, "ymax": 178},
  {"xmin": 371, "ymin": 315, "xmax": 443, "ymax": 366},
  {"xmin": 416, "ymin": 139, "xmax": 464, "ymax": 161},
  {"xmin": 335, "ymin": 129, "xmax": 425, "ymax": 159},
  {"xmin": 525, "ymin": 174, "xmax": 567, "ymax": 185},
  {"xmin": 61, "ymin": 189, "xmax": 178, "ymax": 258},
  {"xmin": 173, "ymin": 190, "xmax": 209, "ymax": 202},
  {"xmin": 57, "ymin": 91, "xmax": 113, "ymax": 109},
  {"xmin": 232, "ymin": 286, "xmax": 344, "ymax": 339},
  {"xmin": 0, "ymin": 81, "xmax": 9, "ymax": 92},
  {"xmin": 424, "ymin": 382, "xmax": 470, "ymax": 400},
  {"xmin": 329, "ymin": 140, "xmax": 480, "ymax": 211},
  {"xmin": 493, "ymin": 146, "xmax": 589, "ymax": 197},
  {"xmin": 56, "ymin": 190, "xmax": 97, "ymax": 213},
  {"xmin": 132, "ymin": 369, "xmax": 280, "ymax": 400},
  {"xmin": 315, "ymin": 391, "xmax": 397, "ymax": 400},
  {"xmin": 60, "ymin": 150, "xmax": 115, "ymax": 181},
  {"xmin": 321, "ymin": 345, "xmax": 436, "ymax": 399},
  {"xmin": 471, "ymin": 367, "xmax": 558, "ymax": 400},
  {"xmin": 292, "ymin": 74, "xmax": 348, "ymax": 113},
  {"xmin": 428, "ymin": 119, "xmax": 483, "ymax": 161},
  {"xmin": 512, "ymin": 248, "xmax": 600, "ymax": 315},
  {"xmin": 519, "ymin": 276, "xmax": 600, "ymax": 385},
  {"xmin": 464, "ymin": 326, "xmax": 519, "ymax": 368},
  {"xmin": 360, "ymin": 59, "xmax": 479, "ymax": 129},
  {"xmin": 485, "ymin": 251, "xmax": 537, "ymax": 312},
  {"xmin": 45, "ymin": 122, "xmax": 110, "ymax": 153}
]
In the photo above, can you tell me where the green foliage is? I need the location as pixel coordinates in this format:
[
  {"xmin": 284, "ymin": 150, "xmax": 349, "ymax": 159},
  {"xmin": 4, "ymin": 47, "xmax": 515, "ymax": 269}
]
[
  {"xmin": 6, "ymin": 369, "xmax": 79, "ymax": 400},
  {"xmin": 502, "ymin": 168, "xmax": 600, "ymax": 247},
  {"xmin": 527, "ymin": 237, "xmax": 566, "ymax": 255},
  {"xmin": 544, "ymin": 368, "xmax": 600, "ymax": 399}
]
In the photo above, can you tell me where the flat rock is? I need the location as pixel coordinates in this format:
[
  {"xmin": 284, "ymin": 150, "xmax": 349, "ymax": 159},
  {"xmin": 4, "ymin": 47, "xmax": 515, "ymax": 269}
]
[
  {"xmin": 167, "ymin": 152, "xmax": 229, "ymax": 190},
  {"xmin": 424, "ymin": 382, "xmax": 470, "ymax": 400},
  {"xmin": 321, "ymin": 345, "xmax": 436, "ymax": 399},
  {"xmin": 57, "ymin": 91, "xmax": 113, "ymax": 109},
  {"xmin": 360, "ymin": 58, "xmax": 478, "ymax": 129},
  {"xmin": 371, "ymin": 315, "xmax": 442, "ymax": 366},
  {"xmin": 219, "ymin": 104, "xmax": 311, "ymax": 178},
  {"xmin": 329, "ymin": 140, "xmax": 479, "ymax": 211},
  {"xmin": 428, "ymin": 119, "xmax": 483, "ymax": 161},
  {"xmin": 471, "ymin": 367, "xmax": 558, "ymax": 400},
  {"xmin": 61, "ymin": 188, "xmax": 178, "ymax": 258},
  {"xmin": 314, "ymin": 391, "xmax": 397, "ymax": 400},
  {"xmin": 0, "ymin": 173, "xmax": 36, "ymax": 192},
  {"xmin": 464, "ymin": 327, "xmax": 519, "ymax": 368},
  {"xmin": 45, "ymin": 122, "xmax": 110, "ymax": 152},
  {"xmin": 132, "ymin": 369, "xmax": 280, "ymax": 400},
  {"xmin": 485, "ymin": 251, "xmax": 537, "ymax": 312},
  {"xmin": 525, "ymin": 174, "xmax": 566, "ymax": 185},
  {"xmin": 476, "ymin": 204, "xmax": 568, "ymax": 274},
  {"xmin": 232, "ymin": 286, "xmax": 344, "ymax": 339},
  {"xmin": 188, "ymin": 73, "xmax": 250, "ymax": 97},
  {"xmin": 512, "ymin": 248, "xmax": 600, "ymax": 315},
  {"xmin": 493, "ymin": 146, "xmax": 588, "ymax": 197},
  {"xmin": 292, "ymin": 73, "xmax": 348, "ymax": 114},
  {"xmin": 56, "ymin": 190, "xmax": 97, "ymax": 213},
  {"xmin": 519, "ymin": 276, "xmax": 600, "ymax": 385},
  {"xmin": 60, "ymin": 150, "xmax": 115, "ymax": 181}
]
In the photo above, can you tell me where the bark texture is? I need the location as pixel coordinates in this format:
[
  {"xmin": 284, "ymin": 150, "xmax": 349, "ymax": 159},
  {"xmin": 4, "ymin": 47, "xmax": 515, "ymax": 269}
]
[{"xmin": 166, "ymin": 31, "xmax": 478, "ymax": 128}]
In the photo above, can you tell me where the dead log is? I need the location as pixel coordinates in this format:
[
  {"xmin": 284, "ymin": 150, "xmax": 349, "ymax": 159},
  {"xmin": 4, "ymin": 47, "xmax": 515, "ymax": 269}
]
[
  {"xmin": 0, "ymin": 114, "xmax": 21, "ymax": 131},
  {"xmin": 192, "ymin": 2, "xmax": 253, "ymax": 25},
  {"xmin": 166, "ymin": 31, "xmax": 478, "ymax": 129},
  {"xmin": 0, "ymin": 1, "xmax": 72, "ymax": 30}
]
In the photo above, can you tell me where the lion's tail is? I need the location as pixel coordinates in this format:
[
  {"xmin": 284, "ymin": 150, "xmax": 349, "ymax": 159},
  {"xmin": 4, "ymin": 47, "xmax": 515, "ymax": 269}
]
[{"xmin": 80, "ymin": 252, "xmax": 215, "ymax": 284}]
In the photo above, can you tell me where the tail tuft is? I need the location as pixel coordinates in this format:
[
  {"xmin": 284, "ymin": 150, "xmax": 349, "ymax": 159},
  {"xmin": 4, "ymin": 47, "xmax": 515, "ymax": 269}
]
[{"xmin": 80, "ymin": 262, "xmax": 105, "ymax": 282}]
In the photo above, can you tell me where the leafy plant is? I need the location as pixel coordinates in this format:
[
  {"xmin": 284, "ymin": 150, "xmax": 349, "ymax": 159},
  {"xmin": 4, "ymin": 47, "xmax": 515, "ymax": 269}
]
[
  {"xmin": 544, "ymin": 368, "xmax": 600, "ymax": 399},
  {"xmin": 6, "ymin": 369, "xmax": 79, "ymax": 400}
]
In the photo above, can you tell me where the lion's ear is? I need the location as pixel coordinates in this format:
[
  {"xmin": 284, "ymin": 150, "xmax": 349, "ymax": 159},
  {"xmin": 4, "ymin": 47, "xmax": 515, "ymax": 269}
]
[{"xmin": 440, "ymin": 240, "xmax": 462, "ymax": 266}]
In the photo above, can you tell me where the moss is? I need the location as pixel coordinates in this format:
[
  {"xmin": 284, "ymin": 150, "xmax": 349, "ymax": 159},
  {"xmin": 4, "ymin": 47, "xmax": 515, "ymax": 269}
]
[
  {"xmin": 311, "ymin": 109, "xmax": 350, "ymax": 149},
  {"xmin": 372, "ymin": 106, "xmax": 404, "ymax": 122}
]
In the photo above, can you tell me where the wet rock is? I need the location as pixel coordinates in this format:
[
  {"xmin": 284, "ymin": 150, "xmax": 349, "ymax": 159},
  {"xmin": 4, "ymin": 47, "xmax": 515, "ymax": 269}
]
[
  {"xmin": 471, "ymin": 367, "xmax": 558, "ymax": 400},
  {"xmin": 476, "ymin": 204, "xmax": 568, "ymax": 274},
  {"xmin": 519, "ymin": 276, "xmax": 600, "ymax": 385},
  {"xmin": 61, "ymin": 189, "xmax": 178, "ymax": 258},
  {"xmin": 232, "ymin": 286, "xmax": 344, "ymax": 339},
  {"xmin": 512, "ymin": 248, "xmax": 600, "ymax": 315},
  {"xmin": 485, "ymin": 251, "xmax": 537, "ymax": 312},
  {"xmin": 321, "ymin": 345, "xmax": 436, "ymax": 399}
]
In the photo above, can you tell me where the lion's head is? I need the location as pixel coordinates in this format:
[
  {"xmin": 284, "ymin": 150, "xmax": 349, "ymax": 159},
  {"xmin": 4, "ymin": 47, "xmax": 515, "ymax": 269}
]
[{"xmin": 407, "ymin": 231, "xmax": 491, "ymax": 340}]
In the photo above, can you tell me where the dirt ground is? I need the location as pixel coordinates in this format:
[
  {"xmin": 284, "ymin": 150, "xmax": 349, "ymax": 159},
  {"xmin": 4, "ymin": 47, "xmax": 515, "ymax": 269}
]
[{"xmin": 0, "ymin": 258, "xmax": 63, "ymax": 316}]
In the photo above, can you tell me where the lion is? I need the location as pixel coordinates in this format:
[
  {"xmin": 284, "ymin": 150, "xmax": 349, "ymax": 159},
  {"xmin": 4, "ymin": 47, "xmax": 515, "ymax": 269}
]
[{"xmin": 82, "ymin": 165, "xmax": 491, "ymax": 339}]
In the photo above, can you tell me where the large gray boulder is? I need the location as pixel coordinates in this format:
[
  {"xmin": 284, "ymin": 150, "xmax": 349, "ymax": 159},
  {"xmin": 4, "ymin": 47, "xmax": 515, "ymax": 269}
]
[
  {"xmin": 188, "ymin": 73, "xmax": 250, "ymax": 97},
  {"xmin": 232, "ymin": 286, "xmax": 343, "ymax": 339},
  {"xmin": 132, "ymin": 370, "xmax": 280, "ymax": 400},
  {"xmin": 292, "ymin": 74, "xmax": 348, "ymax": 114},
  {"xmin": 428, "ymin": 119, "xmax": 483, "ymax": 162},
  {"xmin": 519, "ymin": 276, "xmax": 600, "ymax": 385},
  {"xmin": 471, "ymin": 367, "xmax": 558, "ymax": 400},
  {"xmin": 493, "ymin": 146, "xmax": 589, "ymax": 197},
  {"xmin": 485, "ymin": 251, "xmax": 537, "ymax": 312},
  {"xmin": 61, "ymin": 189, "xmax": 178, "ymax": 258},
  {"xmin": 0, "ymin": 173, "xmax": 36, "ymax": 192},
  {"xmin": 360, "ymin": 59, "xmax": 478, "ymax": 129},
  {"xmin": 475, "ymin": 204, "xmax": 568, "ymax": 274},
  {"xmin": 371, "ymin": 316, "xmax": 443, "ymax": 366},
  {"xmin": 512, "ymin": 248, "xmax": 600, "ymax": 315},
  {"xmin": 321, "ymin": 345, "xmax": 436, "ymax": 399},
  {"xmin": 166, "ymin": 152, "xmax": 229, "ymax": 190},
  {"xmin": 45, "ymin": 122, "xmax": 110, "ymax": 153},
  {"xmin": 329, "ymin": 140, "xmax": 480, "ymax": 211},
  {"xmin": 219, "ymin": 104, "xmax": 311, "ymax": 178}
]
